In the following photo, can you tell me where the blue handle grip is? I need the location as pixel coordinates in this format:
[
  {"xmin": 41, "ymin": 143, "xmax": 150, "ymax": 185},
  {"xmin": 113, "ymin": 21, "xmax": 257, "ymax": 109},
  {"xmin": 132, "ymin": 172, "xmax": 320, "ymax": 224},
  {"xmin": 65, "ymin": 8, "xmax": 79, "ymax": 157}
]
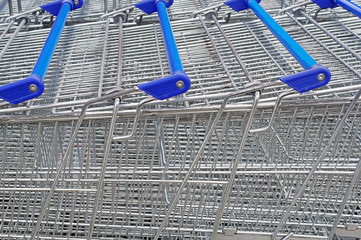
[
  {"xmin": 248, "ymin": 0, "xmax": 317, "ymax": 70},
  {"xmin": 336, "ymin": 0, "xmax": 361, "ymax": 18},
  {"xmin": 156, "ymin": 1, "xmax": 183, "ymax": 73},
  {"xmin": 33, "ymin": 3, "xmax": 70, "ymax": 78},
  {"xmin": 0, "ymin": 0, "xmax": 83, "ymax": 104},
  {"xmin": 224, "ymin": 0, "xmax": 331, "ymax": 92},
  {"xmin": 134, "ymin": 0, "xmax": 190, "ymax": 100}
]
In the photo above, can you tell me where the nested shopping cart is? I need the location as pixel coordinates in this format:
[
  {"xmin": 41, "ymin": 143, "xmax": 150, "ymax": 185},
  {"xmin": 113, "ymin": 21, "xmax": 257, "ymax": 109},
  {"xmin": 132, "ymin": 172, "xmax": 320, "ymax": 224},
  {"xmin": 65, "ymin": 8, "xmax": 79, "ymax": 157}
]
[{"xmin": 1, "ymin": 0, "xmax": 361, "ymax": 239}]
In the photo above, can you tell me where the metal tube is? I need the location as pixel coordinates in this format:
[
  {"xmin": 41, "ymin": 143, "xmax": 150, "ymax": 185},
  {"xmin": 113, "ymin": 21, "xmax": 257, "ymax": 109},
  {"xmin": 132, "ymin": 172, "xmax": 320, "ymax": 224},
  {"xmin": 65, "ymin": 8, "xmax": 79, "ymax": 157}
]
[
  {"xmin": 16, "ymin": 0, "xmax": 22, "ymax": 13},
  {"xmin": 156, "ymin": 1, "xmax": 183, "ymax": 73},
  {"xmin": 300, "ymin": 11, "xmax": 361, "ymax": 62},
  {"xmin": 248, "ymin": 0, "xmax": 317, "ymax": 70},
  {"xmin": 7, "ymin": 0, "xmax": 13, "ymax": 16},
  {"xmin": 116, "ymin": 17, "xmax": 123, "ymax": 89},
  {"xmin": 210, "ymin": 91, "xmax": 260, "ymax": 240},
  {"xmin": 199, "ymin": 15, "xmax": 238, "ymax": 89},
  {"xmin": 0, "ymin": 18, "xmax": 26, "ymax": 61},
  {"xmin": 87, "ymin": 98, "xmax": 120, "ymax": 239},
  {"xmin": 29, "ymin": 88, "xmax": 138, "ymax": 239},
  {"xmin": 272, "ymin": 88, "xmax": 361, "ymax": 240},
  {"xmin": 0, "ymin": 20, "xmax": 14, "ymax": 42},
  {"xmin": 211, "ymin": 13, "xmax": 253, "ymax": 83},
  {"xmin": 329, "ymin": 148, "xmax": 361, "ymax": 238},
  {"xmin": 153, "ymin": 85, "xmax": 267, "ymax": 239}
]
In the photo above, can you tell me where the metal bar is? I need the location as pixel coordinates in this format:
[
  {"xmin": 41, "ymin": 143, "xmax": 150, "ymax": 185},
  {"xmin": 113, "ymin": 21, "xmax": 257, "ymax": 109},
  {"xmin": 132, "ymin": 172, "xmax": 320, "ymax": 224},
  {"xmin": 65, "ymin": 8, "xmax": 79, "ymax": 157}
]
[
  {"xmin": 116, "ymin": 16, "xmax": 123, "ymax": 90},
  {"xmin": 300, "ymin": 10, "xmax": 361, "ymax": 62},
  {"xmin": 287, "ymin": 12, "xmax": 361, "ymax": 80},
  {"xmin": 98, "ymin": 18, "xmax": 110, "ymax": 97},
  {"xmin": 87, "ymin": 98, "xmax": 120, "ymax": 239},
  {"xmin": 329, "ymin": 150, "xmax": 361, "ymax": 238},
  {"xmin": 7, "ymin": 0, "xmax": 13, "ymax": 16},
  {"xmin": 153, "ymin": 84, "xmax": 267, "ymax": 239},
  {"xmin": 16, "ymin": 0, "xmax": 22, "ymax": 13},
  {"xmin": 29, "ymin": 88, "xmax": 138, "ymax": 239},
  {"xmin": 210, "ymin": 91, "xmax": 260, "ymax": 240},
  {"xmin": 198, "ymin": 15, "xmax": 238, "ymax": 89},
  {"xmin": 210, "ymin": 13, "xmax": 253, "ymax": 83},
  {"xmin": 249, "ymin": 90, "xmax": 294, "ymax": 133},
  {"xmin": 0, "ymin": 18, "xmax": 26, "ymax": 61},
  {"xmin": 0, "ymin": 20, "xmax": 14, "ymax": 42},
  {"xmin": 272, "ymin": 88, "xmax": 361, "ymax": 240}
]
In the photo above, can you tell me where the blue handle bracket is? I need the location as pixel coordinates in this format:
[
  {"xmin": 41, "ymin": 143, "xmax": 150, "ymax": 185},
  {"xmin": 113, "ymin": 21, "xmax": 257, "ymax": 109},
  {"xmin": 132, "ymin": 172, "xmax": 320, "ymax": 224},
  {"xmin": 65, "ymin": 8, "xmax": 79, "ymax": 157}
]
[
  {"xmin": 224, "ymin": 0, "xmax": 331, "ymax": 93},
  {"xmin": 134, "ymin": 0, "xmax": 191, "ymax": 100},
  {"xmin": 40, "ymin": 0, "xmax": 83, "ymax": 16},
  {"xmin": 0, "ymin": 0, "xmax": 83, "ymax": 104},
  {"xmin": 312, "ymin": 0, "xmax": 361, "ymax": 19}
]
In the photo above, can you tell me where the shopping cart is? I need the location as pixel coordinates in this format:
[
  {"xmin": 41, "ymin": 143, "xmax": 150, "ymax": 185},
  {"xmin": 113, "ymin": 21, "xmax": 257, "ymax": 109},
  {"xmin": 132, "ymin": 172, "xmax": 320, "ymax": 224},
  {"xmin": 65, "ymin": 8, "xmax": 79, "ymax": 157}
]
[{"xmin": 1, "ymin": 0, "xmax": 361, "ymax": 240}]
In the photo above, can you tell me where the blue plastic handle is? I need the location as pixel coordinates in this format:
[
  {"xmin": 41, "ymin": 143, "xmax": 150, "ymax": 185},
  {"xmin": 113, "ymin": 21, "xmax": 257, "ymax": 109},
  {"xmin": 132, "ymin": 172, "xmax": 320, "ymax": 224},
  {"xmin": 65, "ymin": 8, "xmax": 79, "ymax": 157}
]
[
  {"xmin": 224, "ymin": 0, "xmax": 331, "ymax": 92},
  {"xmin": 134, "ymin": 0, "xmax": 191, "ymax": 100},
  {"xmin": 0, "ymin": 0, "xmax": 83, "ymax": 104},
  {"xmin": 156, "ymin": 1, "xmax": 183, "ymax": 73},
  {"xmin": 312, "ymin": 0, "xmax": 361, "ymax": 19}
]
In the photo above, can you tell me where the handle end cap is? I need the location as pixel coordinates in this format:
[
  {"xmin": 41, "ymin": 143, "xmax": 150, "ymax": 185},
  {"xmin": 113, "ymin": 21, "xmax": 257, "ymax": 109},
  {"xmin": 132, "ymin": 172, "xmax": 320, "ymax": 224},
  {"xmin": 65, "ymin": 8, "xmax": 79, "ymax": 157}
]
[
  {"xmin": 280, "ymin": 65, "xmax": 331, "ymax": 93},
  {"xmin": 224, "ymin": 0, "xmax": 261, "ymax": 11},
  {"xmin": 41, "ymin": 0, "xmax": 83, "ymax": 16},
  {"xmin": 134, "ymin": 0, "xmax": 173, "ymax": 14},
  {"xmin": 0, "ymin": 74, "xmax": 45, "ymax": 104},
  {"xmin": 312, "ymin": 0, "xmax": 338, "ymax": 9},
  {"xmin": 138, "ymin": 71, "xmax": 191, "ymax": 100}
]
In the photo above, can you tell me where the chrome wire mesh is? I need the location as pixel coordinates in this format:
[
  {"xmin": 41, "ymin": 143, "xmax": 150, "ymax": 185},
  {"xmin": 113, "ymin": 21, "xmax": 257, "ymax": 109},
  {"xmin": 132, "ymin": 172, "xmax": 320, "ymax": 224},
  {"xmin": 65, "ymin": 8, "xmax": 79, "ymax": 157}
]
[
  {"xmin": 1, "ymin": 12, "xmax": 361, "ymax": 114},
  {"xmin": 1, "ymin": 98, "xmax": 361, "ymax": 239},
  {"xmin": 0, "ymin": 0, "xmax": 361, "ymax": 239}
]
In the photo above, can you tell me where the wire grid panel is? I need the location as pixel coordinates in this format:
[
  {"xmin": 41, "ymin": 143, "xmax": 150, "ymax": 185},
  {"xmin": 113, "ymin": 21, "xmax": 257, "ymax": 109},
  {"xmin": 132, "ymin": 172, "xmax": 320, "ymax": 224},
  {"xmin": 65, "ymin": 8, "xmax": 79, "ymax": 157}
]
[
  {"xmin": 0, "ymin": 20, "xmax": 108, "ymax": 113},
  {"xmin": 1, "ymin": 98, "xmax": 361, "ymax": 239},
  {"xmin": 197, "ymin": 0, "xmax": 286, "ymax": 17},
  {"xmin": 1, "ymin": 13, "xmax": 361, "ymax": 115},
  {"xmin": 197, "ymin": 14, "xmax": 361, "ymax": 98},
  {"xmin": 0, "ymin": 0, "xmax": 201, "ymax": 23},
  {"xmin": 0, "ymin": 18, "xmax": 240, "ymax": 115},
  {"xmin": 0, "ymin": 0, "xmax": 126, "ymax": 19}
]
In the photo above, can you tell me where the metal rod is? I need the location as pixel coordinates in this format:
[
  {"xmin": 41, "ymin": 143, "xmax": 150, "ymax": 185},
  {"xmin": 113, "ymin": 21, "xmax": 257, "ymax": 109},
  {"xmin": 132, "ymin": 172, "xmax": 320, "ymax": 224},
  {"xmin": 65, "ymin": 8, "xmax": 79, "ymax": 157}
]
[
  {"xmin": 98, "ymin": 18, "xmax": 110, "ymax": 97},
  {"xmin": 300, "ymin": 10, "xmax": 361, "ymax": 62},
  {"xmin": 153, "ymin": 85, "xmax": 266, "ymax": 239},
  {"xmin": 329, "ymin": 145, "xmax": 361, "ymax": 238},
  {"xmin": 0, "ymin": 18, "xmax": 26, "ymax": 61},
  {"xmin": 29, "ymin": 88, "xmax": 138, "ymax": 239},
  {"xmin": 7, "ymin": 0, "xmax": 13, "ymax": 16},
  {"xmin": 287, "ymin": 12, "xmax": 361, "ymax": 80},
  {"xmin": 211, "ymin": 13, "xmax": 253, "ymax": 83},
  {"xmin": 249, "ymin": 90, "xmax": 293, "ymax": 133},
  {"xmin": 272, "ymin": 88, "xmax": 361, "ymax": 240},
  {"xmin": 116, "ymin": 17, "xmax": 123, "ymax": 90},
  {"xmin": 199, "ymin": 15, "xmax": 238, "ymax": 90},
  {"xmin": 0, "ymin": 20, "xmax": 14, "ymax": 42},
  {"xmin": 16, "ymin": 0, "xmax": 22, "ymax": 13},
  {"xmin": 210, "ymin": 91, "xmax": 260, "ymax": 240},
  {"xmin": 87, "ymin": 98, "xmax": 120, "ymax": 239}
]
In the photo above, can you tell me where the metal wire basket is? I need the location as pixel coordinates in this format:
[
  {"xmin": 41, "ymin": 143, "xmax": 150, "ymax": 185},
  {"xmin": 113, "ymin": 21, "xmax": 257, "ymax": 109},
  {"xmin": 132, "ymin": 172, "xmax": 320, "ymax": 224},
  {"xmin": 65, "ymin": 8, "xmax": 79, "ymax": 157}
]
[{"xmin": 1, "ymin": 0, "xmax": 361, "ymax": 239}]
